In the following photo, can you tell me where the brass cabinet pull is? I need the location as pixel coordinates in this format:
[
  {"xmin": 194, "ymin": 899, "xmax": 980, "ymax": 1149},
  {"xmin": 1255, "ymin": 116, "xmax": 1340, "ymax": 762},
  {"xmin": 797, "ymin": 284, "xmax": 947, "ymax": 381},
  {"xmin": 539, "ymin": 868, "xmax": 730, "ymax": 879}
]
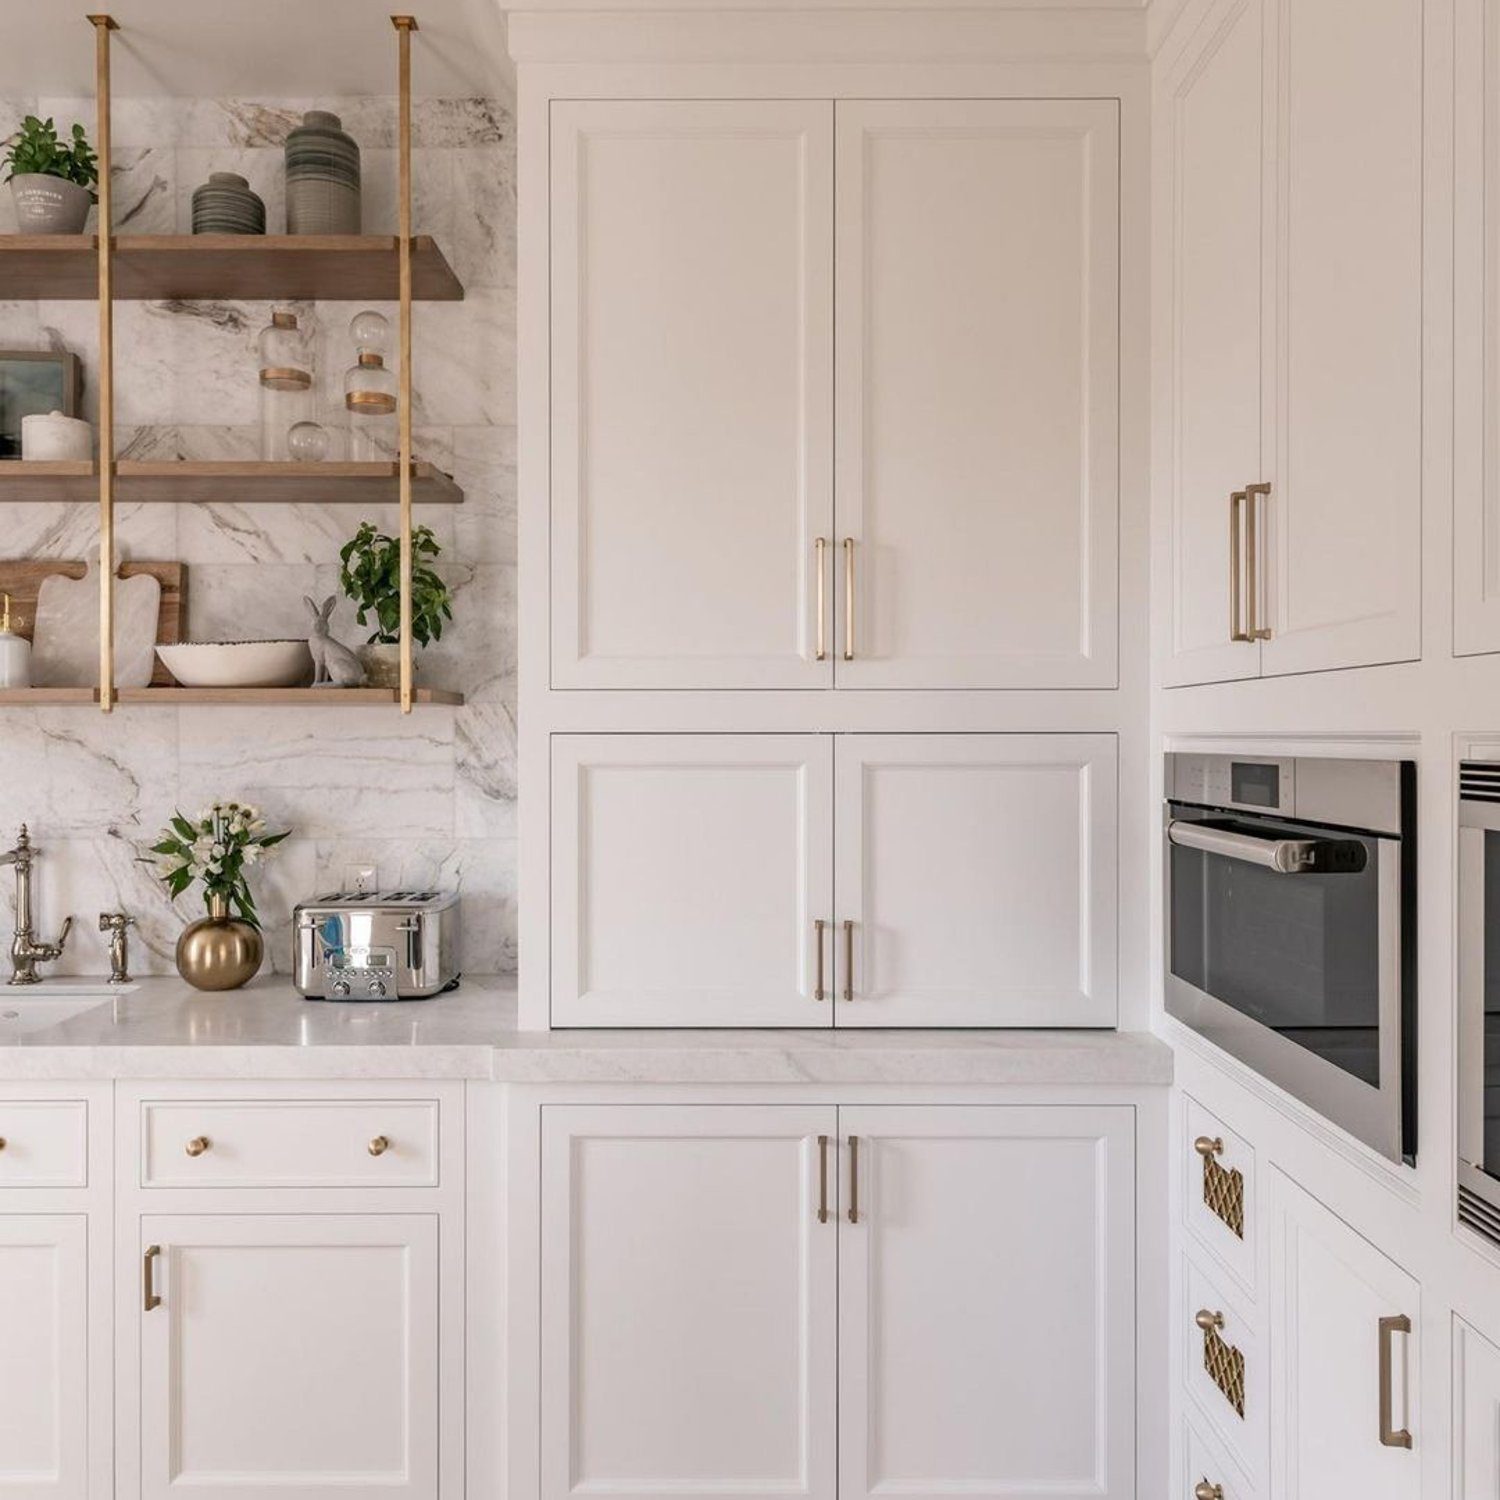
[
  {"xmin": 842, "ymin": 537, "xmax": 856, "ymax": 661},
  {"xmin": 817, "ymin": 1134, "xmax": 830, "ymax": 1224},
  {"xmin": 1378, "ymin": 1313, "xmax": 1413, "ymax": 1449},
  {"xmin": 1229, "ymin": 490, "xmax": 1250, "ymax": 641},
  {"xmin": 184, "ymin": 1136, "xmax": 210, "ymax": 1157},
  {"xmin": 368, "ymin": 1135, "xmax": 390, "ymax": 1157},
  {"xmin": 848, "ymin": 1134, "xmax": 860, "ymax": 1225},
  {"xmin": 143, "ymin": 1244, "xmax": 161, "ymax": 1312},
  {"xmin": 814, "ymin": 537, "xmax": 828, "ymax": 661},
  {"xmin": 1246, "ymin": 482, "xmax": 1272, "ymax": 639},
  {"xmin": 814, "ymin": 919, "xmax": 827, "ymax": 1002},
  {"xmin": 842, "ymin": 919, "xmax": 854, "ymax": 1001},
  {"xmin": 1194, "ymin": 1307, "xmax": 1225, "ymax": 1332},
  {"xmin": 1194, "ymin": 1135, "xmax": 1224, "ymax": 1159},
  {"xmin": 1194, "ymin": 1483, "xmax": 1223, "ymax": 1500}
]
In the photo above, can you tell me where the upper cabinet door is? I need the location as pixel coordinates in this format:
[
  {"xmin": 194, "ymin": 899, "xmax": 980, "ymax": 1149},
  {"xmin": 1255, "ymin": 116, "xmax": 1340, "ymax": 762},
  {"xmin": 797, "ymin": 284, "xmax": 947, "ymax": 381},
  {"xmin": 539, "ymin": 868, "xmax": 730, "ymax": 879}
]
[
  {"xmin": 551, "ymin": 734, "xmax": 834, "ymax": 1027},
  {"xmin": 1161, "ymin": 0, "xmax": 1266, "ymax": 687},
  {"xmin": 550, "ymin": 100, "xmax": 834, "ymax": 689},
  {"xmin": 834, "ymin": 100, "xmax": 1119, "ymax": 690},
  {"xmin": 833, "ymin": 734, "xmax": 1117, "ymax": 1026},
  {"xmin": 1257, "ymin": 0, "xmax": 1422, "ymax": 676}
]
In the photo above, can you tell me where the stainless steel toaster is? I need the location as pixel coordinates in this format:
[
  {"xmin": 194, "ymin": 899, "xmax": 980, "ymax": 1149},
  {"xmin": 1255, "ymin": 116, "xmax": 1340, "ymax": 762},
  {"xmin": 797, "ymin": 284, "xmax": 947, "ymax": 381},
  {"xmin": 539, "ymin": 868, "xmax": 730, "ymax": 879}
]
[{"xmin": 293, "ymin": 890, "xmax": 460, "ymax": 1000}]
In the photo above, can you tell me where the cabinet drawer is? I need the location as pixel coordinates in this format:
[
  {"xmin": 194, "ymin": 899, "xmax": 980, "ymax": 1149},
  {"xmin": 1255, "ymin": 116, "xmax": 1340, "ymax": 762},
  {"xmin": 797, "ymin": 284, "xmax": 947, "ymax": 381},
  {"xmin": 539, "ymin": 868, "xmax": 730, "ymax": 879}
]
[
  {"xmin": 0, "ymin": 1100, "xmax": 87, "ymax": 1187},
  {"xmin": 1184, "ymin": 1253, "xmax": 1265, "ymax": 1483},
  {"xmin": 1186, "ymin": 1414, "xmax": 1257, "ymax": 1500},
  {"xmin": 1184, "ymin": 1094, "xmax": 1255, "ymax": 1296},
  {"xmin": 140, "ymin": 1098, "xmax": 439, "ymax": 1188}
]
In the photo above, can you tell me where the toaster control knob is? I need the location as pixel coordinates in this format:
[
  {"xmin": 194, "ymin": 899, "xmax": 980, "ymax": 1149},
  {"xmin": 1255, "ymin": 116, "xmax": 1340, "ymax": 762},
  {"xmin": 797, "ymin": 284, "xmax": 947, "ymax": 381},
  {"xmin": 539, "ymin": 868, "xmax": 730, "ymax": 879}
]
[
  {"xmin": 367, "ymin": 979, "xmax": 388, "ymax": 999},
  {"xmin": 331, "ymin": 980, "xmax": 351, "ymax": 998}
]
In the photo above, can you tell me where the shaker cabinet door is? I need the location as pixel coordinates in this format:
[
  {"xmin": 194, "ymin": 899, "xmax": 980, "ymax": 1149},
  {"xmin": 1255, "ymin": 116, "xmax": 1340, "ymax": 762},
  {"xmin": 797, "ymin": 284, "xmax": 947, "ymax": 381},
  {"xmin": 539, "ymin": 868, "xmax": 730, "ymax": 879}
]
[
  {"xmin": 837, "ymin": 1106, "xmax": 1136, "ymax": 1500},
  {"xmin": 135, "ymin": 1215, "xmax": 439, "ymax": 1500},
  {"xmin": 833, "ymin": 734, "xmax": 1117, "ymax": 1026},
  {"xmin": 834, "ymin": 99, "xmax": 1118, "ymax": 688},
  {"xmin": 550, "ymin": 99, "xmax": 834, "ymax": 689},
  {"xmin": 540, "ymin": 1105, "xmax": 838, "ymax": 1500},
  {"xmin": 1159, "ymin": 0, "xmax": 1267, "ymax": 686},
  {"xmin": 551, "ymin": 735, "xmax": 834, "ymax": 1026}
]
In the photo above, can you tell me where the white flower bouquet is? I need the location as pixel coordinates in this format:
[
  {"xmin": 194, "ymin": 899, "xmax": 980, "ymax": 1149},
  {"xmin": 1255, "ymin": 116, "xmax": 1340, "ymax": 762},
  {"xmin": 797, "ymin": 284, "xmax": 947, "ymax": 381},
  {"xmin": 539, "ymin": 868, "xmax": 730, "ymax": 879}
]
[{"xmin": 147, "ymin": 802, "xmax": 290, "ymax": 930}]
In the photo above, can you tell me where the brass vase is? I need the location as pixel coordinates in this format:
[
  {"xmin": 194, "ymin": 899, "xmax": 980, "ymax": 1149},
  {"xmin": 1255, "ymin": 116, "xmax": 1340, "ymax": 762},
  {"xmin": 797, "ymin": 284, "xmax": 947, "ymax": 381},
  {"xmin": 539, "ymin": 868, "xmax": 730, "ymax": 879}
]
[{"xmin": 176, "ymin": 893, "xmax": 263, "ymax": 991}]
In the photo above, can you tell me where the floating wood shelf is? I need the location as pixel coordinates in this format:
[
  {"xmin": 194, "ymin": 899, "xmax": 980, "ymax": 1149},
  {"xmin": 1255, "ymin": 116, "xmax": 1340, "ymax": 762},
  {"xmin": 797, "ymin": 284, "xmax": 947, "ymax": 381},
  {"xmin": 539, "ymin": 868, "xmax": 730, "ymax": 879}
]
[
  {"xmin": 0, "ymin": 686, "xmax": 463, "ymax": 707},
  {"xmin": 0, "ymin": 234, "xmax": 464, "ymax": 301},
  {"xmin": 0, "ymin": 461, "xmax": 463, "ymax": 506}
]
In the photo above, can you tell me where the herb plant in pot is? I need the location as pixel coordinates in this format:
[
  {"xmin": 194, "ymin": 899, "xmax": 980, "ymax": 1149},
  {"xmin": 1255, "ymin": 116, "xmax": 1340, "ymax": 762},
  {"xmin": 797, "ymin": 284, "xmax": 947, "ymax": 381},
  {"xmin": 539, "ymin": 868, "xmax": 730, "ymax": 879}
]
[
  {"xmin": 338, "ymin": 521, "xmax": 454, "ymax": 688},
  {"xmin": 3, "ymin": 117, "xmax": 98, "ymax": 233},
  {"xmin": 148, "ymin": 803, "xmax": 289, "ymax": 992}
]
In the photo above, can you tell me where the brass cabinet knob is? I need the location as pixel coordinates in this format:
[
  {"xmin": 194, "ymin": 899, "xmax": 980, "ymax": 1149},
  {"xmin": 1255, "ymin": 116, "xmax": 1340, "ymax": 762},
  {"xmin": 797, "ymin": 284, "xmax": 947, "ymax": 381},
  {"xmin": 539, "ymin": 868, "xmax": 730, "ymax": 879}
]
[
  {"xmin": 0, "ymin": 1136, "xmax": 7, "ymax": 1151},
  {"xmin": 1194, "ymin": 1483, "xmax": 1223, "ymax": 1500},
  {"xmin": 1194, "ymin": 1135, "xmax": 1224, "ymax": 1159},
  {"xmin": 1194, "ymin": 1307, "xmax": 1226, "ymax": 1332},
  {"xmin": 368, "ymin": 1135, "xmax": 390, "ymax": 1157},
  {"xmin": 185, "ymin": 1136, "xmax": 210, "ymax": 1157}
]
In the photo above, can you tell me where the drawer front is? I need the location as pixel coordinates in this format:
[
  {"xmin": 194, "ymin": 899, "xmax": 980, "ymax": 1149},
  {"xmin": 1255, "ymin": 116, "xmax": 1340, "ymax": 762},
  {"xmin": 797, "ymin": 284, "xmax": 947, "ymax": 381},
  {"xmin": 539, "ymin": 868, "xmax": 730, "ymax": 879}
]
[
  {"xmin": 0, "ymin": 1101, "xmax": 87, "ymax": 1187},
  {"xmin": 1184, "ymin": 1253, "xmax": 1265, "ymax": 1484},
  {"xmin": 1186, "ymin": 1415, "xmax": 1257, "ymax": 1500},
  {"xmin": 1184, "ymin": 1094, "xmax": 1256, "ymax": 1295},
  {"xmin": 141, "ymin": 1099, "xmax": 439, "ymax": 1188}
]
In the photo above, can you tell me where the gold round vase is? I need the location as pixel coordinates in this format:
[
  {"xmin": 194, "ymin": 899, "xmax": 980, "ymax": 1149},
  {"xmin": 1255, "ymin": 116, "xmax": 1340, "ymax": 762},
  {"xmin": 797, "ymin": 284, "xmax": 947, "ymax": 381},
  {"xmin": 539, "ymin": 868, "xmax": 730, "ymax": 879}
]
[{"xmin": 176, "ymin": 895, "xmax": 263, "ymax": 992}]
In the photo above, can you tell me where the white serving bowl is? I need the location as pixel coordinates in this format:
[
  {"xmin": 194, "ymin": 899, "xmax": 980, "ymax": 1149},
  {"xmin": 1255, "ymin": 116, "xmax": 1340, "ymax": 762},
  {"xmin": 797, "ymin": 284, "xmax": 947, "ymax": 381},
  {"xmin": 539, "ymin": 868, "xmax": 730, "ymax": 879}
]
[{"xmin": 156, "ymin": 640, "xmax": 312, "ymax": 689}]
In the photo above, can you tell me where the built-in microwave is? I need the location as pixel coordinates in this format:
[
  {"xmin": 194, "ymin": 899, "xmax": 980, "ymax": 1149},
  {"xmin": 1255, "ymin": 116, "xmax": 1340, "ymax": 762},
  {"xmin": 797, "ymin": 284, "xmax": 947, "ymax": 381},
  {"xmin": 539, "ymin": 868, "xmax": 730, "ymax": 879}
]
[
  {"xmin": 1457, "ymin": 763, "xmax": 1500, "ymax": 1237},
  {"xmin": 1165, "ymin": 753, "xmax": 1416, "ymax": 1165}
]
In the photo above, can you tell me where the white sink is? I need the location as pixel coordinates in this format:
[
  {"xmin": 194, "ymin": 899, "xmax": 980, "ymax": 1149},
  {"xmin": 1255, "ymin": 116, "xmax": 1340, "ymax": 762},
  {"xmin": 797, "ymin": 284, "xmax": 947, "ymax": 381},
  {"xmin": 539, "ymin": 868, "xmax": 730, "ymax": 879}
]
[{"xmin": 0, "ymin": 981, "xmax": 129, "ymax": 1037}]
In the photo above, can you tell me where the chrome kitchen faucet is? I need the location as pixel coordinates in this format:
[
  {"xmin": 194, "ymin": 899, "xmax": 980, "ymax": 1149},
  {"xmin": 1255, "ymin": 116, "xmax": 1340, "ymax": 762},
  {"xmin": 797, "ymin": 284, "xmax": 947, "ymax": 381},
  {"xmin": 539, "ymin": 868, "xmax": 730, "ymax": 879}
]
[{"xmin": 0, "ymin": 825, "xmax": 72, "ymax": 985}]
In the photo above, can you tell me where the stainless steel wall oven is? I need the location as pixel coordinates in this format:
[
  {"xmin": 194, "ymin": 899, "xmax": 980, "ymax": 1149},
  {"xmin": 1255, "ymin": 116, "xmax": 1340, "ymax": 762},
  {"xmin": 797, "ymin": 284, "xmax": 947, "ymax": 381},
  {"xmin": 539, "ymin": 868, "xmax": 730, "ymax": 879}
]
[{"xmin": 1165, "ymin": 753, "xmax": 1416, "ymax": 1164}]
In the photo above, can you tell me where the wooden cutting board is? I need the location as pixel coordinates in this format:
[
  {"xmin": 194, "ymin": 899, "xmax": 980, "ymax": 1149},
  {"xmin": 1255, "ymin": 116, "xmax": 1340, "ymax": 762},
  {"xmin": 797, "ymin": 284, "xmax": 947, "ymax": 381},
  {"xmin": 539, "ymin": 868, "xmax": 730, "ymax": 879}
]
[{"xmin": 0, "ymin": 560, "xmax": 187, "ymax": 686}]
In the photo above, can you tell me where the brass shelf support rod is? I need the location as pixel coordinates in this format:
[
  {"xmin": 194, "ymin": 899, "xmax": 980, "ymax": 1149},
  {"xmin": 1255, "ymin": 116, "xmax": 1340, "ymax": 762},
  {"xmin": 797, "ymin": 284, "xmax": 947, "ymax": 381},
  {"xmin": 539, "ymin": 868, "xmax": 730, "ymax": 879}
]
[{"xmin": 393, "ymin": 15, "xmax": 417, "ymax": 714}]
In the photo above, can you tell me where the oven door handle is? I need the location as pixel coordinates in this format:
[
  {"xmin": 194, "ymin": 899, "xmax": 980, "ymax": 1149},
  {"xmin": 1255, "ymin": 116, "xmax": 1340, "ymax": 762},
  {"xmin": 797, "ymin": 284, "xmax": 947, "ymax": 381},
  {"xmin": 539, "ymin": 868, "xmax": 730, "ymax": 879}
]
[{"xmin": 1167, "ymin": 820, "xmax": 1340, "ymax": 874}]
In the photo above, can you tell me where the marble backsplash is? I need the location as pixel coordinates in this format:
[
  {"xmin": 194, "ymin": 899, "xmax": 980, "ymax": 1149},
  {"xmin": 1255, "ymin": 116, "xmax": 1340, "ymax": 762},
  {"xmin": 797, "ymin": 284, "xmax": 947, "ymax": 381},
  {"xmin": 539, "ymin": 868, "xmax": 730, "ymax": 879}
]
[{"xmin": 0, "ymin": 95, "xmax": 517, "ymax": 977}]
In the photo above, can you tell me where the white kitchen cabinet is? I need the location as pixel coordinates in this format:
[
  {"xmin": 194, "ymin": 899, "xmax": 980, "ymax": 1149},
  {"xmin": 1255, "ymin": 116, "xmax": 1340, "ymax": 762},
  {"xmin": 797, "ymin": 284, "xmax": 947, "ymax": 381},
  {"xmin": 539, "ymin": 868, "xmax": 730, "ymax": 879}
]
[
  {"xmin": 0, "ymin": 1215, "xmax": 89, "ymax": 1500},
  {"xmin": 1268, "ymin": 1172, "xmax": 1419, "ymax": 1500},
  {"xmin": 834, "ymin": 99, "xmax": 1118, "ymax": 689},
  {"xmin": 549, "ymin": 99, "xmax": 834, "ymax": 690},
  {"xmin": 1161, "ymin": 0, "xmax": 1422, "ymax": 683},
  {"xmin": 550, "ymin": 734, "xmax": 834, "ymax": 1026},
  {"xmin": 837, "ymin": 1105, "xmax": 1136, "ymax": 1500},
  {"xmin": 540, "ymin": 1105, "xmax": 839, "ymax": 1500},
  {"xmin": 1455, "ymin": 1316, "xmax": 1500, "ymax": 1498},
  {"xmin": 134, "ymin": 1214, "xmax": 439, "ymax": 1500},
  {"xmin": 834, "ymin": 734, "xmax": 1117, "ymax": 1025}
]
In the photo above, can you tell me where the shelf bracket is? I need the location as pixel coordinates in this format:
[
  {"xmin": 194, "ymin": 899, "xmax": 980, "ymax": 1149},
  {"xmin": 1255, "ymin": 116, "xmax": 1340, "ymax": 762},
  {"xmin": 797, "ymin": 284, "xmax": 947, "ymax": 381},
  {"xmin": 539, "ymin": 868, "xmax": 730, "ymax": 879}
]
[
  {"xmin": 89, "ymin": 15, "xmax": 117, "ymax": 713},
  {"xmin": 393, "ymin": 15, "xmax": 417, "ymax": 714}
]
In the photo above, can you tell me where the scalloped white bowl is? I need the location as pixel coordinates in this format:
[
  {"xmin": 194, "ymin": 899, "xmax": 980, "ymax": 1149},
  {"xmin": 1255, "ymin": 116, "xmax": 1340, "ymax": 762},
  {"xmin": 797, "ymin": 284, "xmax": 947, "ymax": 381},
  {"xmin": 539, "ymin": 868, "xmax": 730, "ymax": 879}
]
[{"xmin": 156, "ymin": 640, "xmax": 312, "ymax": 689}]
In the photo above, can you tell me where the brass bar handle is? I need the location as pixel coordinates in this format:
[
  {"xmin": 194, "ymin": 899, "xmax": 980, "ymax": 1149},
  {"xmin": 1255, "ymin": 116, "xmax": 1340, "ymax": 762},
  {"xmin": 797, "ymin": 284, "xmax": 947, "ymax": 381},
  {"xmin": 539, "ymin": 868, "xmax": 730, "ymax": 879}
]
[
  {"xmin": 842, "ymin": 919, "xmax": 854, "ymax": 1002},
  {"xmin": 1378, "ymin": 1313, "xmax": 1413, "ymax": 1449},
  {"xmin": 848, "ymin": 1135, "xmax": 860, "ymax": 1225},
  {"xmin": 1247, "ymin": 482, "xmax": 1273, "ymax": 640},
  {"xmin": 814, "ymin": 537, "xmax": 828, "ymax": 662},
  {"xmin": 1194, "ymin": 1308, "xmax": 1226, "ymax": 1332},
  {"xmin": 817, "ymin": 1134, "xmax": 830, "ymax": 1224},
  {"xmin": 184, "ymin": 1136, "xmax": 210, "ymax": 1157},
  {"xmin": 842, "ymin": 538, "xmax": 855, "ymax": 661},
  {"xmin": 814, "ymin": 919, "xmax": 827, "ymax": 1002},
  {"xmin": 143, "ymin": 1244, "xmax": 161, "ymax": 1312},
  {"xmin": 1229, "ymin": 490, "xmax": 1250, "ymax": 642},
  {"xmin": 368, "ymin": 1135, "xmax": 391, "ymax": 1157},
  {"xmin": 1194, "ymin": 1483, "xmax": 1224, "ymax": 1500},
  {"xmin": 1194, "ymin": 1135, "xmax": 1224, "ymax": 1159}
]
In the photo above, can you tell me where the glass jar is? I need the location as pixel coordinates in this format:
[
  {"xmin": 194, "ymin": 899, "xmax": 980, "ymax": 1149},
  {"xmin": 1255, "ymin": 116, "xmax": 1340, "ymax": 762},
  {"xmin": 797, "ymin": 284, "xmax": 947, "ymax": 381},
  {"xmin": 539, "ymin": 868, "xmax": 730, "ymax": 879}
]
[
  {"xmin": 343, "ymin": 310, "xmax": 397, "ymax": 462},
  {"xmin": 257, "ymin": 309, "xmax": 313, "ymax": 461}
]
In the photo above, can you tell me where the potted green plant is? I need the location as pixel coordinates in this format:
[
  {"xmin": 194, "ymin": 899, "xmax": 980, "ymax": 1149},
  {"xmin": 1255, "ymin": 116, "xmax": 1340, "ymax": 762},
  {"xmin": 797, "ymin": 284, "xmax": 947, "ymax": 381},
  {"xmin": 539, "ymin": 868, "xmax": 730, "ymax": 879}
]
[
  {"xmin": 3, "ymin": 117, "xmax": 98, "ymax": 234},
  {"xmin": 146, "ymin": 802, "xmax": 290, "ymax": 992},
  {"xmin": 338, "ymin": 520, "xmax": 454, "ymax": 688}
]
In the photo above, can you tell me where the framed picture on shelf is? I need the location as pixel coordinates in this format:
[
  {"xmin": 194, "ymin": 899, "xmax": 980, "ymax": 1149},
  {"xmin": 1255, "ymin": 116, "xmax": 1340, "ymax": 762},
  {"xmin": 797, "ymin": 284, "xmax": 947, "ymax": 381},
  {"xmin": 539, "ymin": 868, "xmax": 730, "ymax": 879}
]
[{"xmin": 0, "ymin": 350, "xmax": 83, "ymax": 459}]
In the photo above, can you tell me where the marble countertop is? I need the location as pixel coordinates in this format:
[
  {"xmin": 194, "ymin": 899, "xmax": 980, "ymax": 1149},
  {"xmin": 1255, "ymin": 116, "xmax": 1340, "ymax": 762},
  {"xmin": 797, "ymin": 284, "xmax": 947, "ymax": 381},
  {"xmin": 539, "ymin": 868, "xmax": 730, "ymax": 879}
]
[{"xmin": 0, "ymin": 976, "xmax": 1174, "ymax": 1085}]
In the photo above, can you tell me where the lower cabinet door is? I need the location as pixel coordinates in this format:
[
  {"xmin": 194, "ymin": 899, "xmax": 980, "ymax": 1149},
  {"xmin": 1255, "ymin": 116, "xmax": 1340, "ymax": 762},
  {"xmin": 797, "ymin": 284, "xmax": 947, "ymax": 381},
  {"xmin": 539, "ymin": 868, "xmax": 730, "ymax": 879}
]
[
  {"xmin": 540, "ymin": 1105, "xmax": 838, "ymax": 1500},
  {"xmin": 837, "ymin": 1105, "xmax": 1136, "ymax": 1500},
  {"xmin": 136, "ymin": 1215, "xmax": 439, "ymax": 1500},
  {"xmin": 1455, "ymin": 1316, "xmax": 1500, "ymax": 1498},
  {"xmin": 0, "ymin": 1215, "xmax": 88, "ymax": 1500},
  {"xmin": 1269, "ymin": 1171, "xmax": 1419, "ymax": 1500}
]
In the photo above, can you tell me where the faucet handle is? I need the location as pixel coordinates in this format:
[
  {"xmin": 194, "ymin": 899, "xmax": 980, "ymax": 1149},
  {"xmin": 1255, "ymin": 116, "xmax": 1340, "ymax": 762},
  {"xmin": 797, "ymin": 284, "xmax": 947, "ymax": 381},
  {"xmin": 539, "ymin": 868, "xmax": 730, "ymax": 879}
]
[{"xmin": 99, "ymin": 910, "xmax": 134, "ymax": 933}]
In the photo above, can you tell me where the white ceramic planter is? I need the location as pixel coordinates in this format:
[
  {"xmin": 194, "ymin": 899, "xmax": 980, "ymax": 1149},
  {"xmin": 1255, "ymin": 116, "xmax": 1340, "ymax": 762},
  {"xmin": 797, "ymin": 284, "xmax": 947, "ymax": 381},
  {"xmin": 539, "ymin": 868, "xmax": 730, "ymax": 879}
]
[
  {"xmin": 9, "ymin": 174, "xmax": 92, "ymax": 233},
  {"xmin": 21, "ymin": 411, "xmax": 92, "ymax": 461}
]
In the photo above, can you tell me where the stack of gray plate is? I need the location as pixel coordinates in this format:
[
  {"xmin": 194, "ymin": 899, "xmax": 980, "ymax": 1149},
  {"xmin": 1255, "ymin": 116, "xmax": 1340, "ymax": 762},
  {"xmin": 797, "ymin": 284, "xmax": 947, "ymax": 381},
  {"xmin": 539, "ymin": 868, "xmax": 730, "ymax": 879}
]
[
  {"xmin": 190, "ymin": 172, "xmax": 266, "ymax": 234},
  {"xmin": 285, "ymin": 110, "xmax": 361, "ymax": 235}
]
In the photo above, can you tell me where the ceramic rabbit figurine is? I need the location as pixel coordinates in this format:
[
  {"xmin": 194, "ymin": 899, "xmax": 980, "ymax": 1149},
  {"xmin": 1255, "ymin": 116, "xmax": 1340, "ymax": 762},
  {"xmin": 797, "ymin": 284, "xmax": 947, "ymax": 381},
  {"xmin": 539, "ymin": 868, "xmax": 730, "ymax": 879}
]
[{"xmin": 305, "ymin": 595, "xmax": 367, "ymax": 687}]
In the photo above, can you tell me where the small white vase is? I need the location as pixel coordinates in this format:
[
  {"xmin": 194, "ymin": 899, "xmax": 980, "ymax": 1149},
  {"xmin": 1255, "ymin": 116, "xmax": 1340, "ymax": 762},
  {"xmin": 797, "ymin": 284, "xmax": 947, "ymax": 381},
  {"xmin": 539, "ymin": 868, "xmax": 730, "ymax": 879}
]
[
  {"xmin": 21, "ymin": 411, "xmax": 92, "ymax": 461},
  {"xmin": 10, "ymin": 174, "xmax": 92, "ymax": 233}
]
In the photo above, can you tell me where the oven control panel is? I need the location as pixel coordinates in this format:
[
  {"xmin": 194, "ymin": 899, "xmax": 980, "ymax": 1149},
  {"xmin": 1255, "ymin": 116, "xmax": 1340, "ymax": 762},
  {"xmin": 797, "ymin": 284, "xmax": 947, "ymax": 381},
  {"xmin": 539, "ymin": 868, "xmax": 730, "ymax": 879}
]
[{"xmin": 1168, "ymin": 754, "xmax": 1295, "ymax": 816}]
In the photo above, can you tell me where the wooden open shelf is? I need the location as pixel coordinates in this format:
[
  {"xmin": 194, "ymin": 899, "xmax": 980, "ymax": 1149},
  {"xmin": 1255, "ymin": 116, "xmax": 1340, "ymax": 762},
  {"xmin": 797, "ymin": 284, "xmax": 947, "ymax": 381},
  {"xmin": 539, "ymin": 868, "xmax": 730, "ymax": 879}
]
[
  {"xmin": 0, "ymin": 686, "xmax": 463, "ymax": 707},
  {"xmin": 0, "ymin": 234, "xmax": 464, "ymax": 301},
  {"xmin": 0, "ymin": 461, "xmax": 463, "ymax": 506}
]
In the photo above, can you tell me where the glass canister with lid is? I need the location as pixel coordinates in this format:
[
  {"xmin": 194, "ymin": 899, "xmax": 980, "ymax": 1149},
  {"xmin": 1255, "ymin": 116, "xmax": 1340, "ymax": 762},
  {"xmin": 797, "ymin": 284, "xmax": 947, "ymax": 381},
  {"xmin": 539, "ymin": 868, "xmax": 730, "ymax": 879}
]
[{"xmin": 257, "ymin": 308, "xmax": 313, "ymax": 460}]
